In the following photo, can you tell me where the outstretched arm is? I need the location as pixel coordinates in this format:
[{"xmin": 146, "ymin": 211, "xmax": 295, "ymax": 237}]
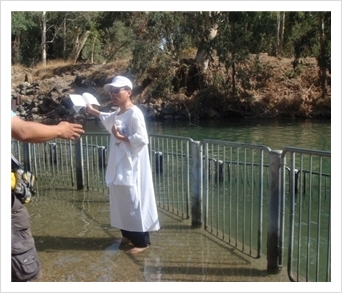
[
  {"xmin": 85, "ymin": 104, "xmax": 100, "ymax": 118},
  {"xmin": 11, "ymin": 116, "xmax": 84, "ymax": 143}
]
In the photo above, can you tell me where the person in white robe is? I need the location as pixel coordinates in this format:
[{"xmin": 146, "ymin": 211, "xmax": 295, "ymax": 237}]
[{"xmin": 85, "ymin": 76, "xmax": 160, "ymax": 254}]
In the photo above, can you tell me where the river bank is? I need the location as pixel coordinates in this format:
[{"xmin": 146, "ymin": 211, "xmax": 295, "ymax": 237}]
[{"xmin": 11, "ymin": 55, "xmax": 331, "ymax": 122}]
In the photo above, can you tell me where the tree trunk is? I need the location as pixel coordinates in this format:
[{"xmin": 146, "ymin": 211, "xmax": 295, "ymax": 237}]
[
  {"xmin": 319, "ymin": 12, "xmax": 327, "ymax": 99},
  {"xmin": 276, "ymin": 12, "xmax": 285, "ymax": 57},
  {"xmin": 232, "ymin": 54, "xmax": 236, "ymax": 99},
  {"xmin": 12, "ymin": 33, "xmax": 21, "ymax": 64},
  {"xmin": 90, "ymin": 37, "xmax": 95, "ymax": 64},
  {"xmin": 69, "ymin": 27, "xmax": 91, "ymax": 63},
  {"xmin": 69, "ymin": 26, "xmax": 80, "ymax": 62},
  {"xmin": 41, "ymin": 11, "xmax": 47, "ymax": 66},
  {"xmin": 194, "ymin": 12, "xmax": 219, "ymax": 73},
  {"xmin": 63, "ymin": 17, "xmax": 67, "ymax": 62}
]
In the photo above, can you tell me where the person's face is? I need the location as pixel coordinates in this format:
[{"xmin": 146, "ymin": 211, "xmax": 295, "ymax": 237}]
[{"xmin": 109, "ymin": 87, "xmax": 130, "ymax": 105}]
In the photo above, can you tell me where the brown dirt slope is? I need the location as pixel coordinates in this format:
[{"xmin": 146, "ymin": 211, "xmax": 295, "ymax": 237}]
[{"xmin": 11, "ymin": 55, "xmax": 331, "ymax": 120}]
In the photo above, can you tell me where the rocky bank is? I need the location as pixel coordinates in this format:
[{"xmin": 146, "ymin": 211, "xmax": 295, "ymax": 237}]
[{"xmin": 11, "ymin": 55, "xmax": 331, "ymax": 122}]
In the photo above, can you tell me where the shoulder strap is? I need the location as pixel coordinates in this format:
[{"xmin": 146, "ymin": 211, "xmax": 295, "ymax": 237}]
[{"xmin": 11, "ymin": 154, "xmax": 22, "ymax": 171}]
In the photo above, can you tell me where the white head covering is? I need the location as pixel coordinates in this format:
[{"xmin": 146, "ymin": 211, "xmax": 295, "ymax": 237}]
[{"xmin": 103, "ymin": 76, "xmax": 133, "ymax": 92}]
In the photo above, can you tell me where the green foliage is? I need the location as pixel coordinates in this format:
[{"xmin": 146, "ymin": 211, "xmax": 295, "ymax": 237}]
[
  {"xmin": 12, "ymin": 11, "xmax": 331, "ymax": 67},
  {"xmin": 151, "ymin": 76, "xmax": 174, "ymax": 101},
  {"xmin": 216, "ymin": 12, "xmax": 253, "ymax": 66},
  {"xmin": 130, "ymin": 41, "xmax": 160, "ymax": 76},
  {"xmin": 287, "ymin": 12, "xmax": 321, "ymax": 58},
  {"xmin": 99, "ymin": 20, "xmax": 134, "ymax": 63},
  {"xmin": 80, "ymin": 33, "xmax": 104, "ymax": 63},
  {"xmin": 211, "ymin": 73, "xmax": 226, "ymax": 89},
  {"xmin": 11, "ymin": 11, "xmax": 331, "ymax": 105},
  {"xmin": 316, "ymin": 12, "xmax": 331, "ymax": 74},
  {"xmin": 11, "ymin": 12, "xmax": 40, "ymax": 65},
  {"xmin": 11, "ymin": 12, "xmax": 35, "ymax": 32},
  {"xmin": 240, "ymin": 12, "xmax": 278, "ymax": 55}
]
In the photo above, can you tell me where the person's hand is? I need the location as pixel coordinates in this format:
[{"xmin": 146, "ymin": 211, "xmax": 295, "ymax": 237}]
[
  {"xmin": 85, "ymin": 104, "xmax": 94, "ymax": 114},
  {"xmin": 84, "ymin": 103, "xmax": 100, "ymax": 118},
  {"xmin": 111, "ymin": 124, "xmax": 128, "ymax": 141},
  {"xmin": 57, "ymin": 121, "xmax": 84, "ymax": 140},
  {"xmin": 111, "ymin": 124, "xmax": 120, "ymax": 139}
]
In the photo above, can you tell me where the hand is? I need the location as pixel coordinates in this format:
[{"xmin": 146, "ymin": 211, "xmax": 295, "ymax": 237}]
[
  {"xmin": 111, "ymin": 124, "xmax": 129, "ymax": 142},
  {"xmin": 85, "ymin": 104, "xmax": 94, "ymax": 114},
  {"xmin": 57, "ymin": 121, "xmax": 84, "ymax": 140},
  {"xmin": 111, "ymin": 124, "xmax": 120, "ymax": 139},
  {"xmin": 85, "ymin": 103, "xmax": 100, "ymax": 118}
]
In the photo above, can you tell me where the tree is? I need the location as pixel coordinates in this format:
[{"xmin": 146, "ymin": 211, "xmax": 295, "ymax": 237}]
[
  {"xmin": 11, "ymin": 12, "xmax": 36, "ymax": 64},
  {"xmin": 60, "ymin": 12, "xmax": 99, "ymax": 63},
  {"xmin": 69, "ymin": 25, "xmax": 91, "ymax": 63},
  {"xmin": 193, "ymin": 12, "xmax": 220, "ymax": 73},
  {"xmin": 41, "ymin": 11, "xmax": 47, "ymax": 66},
  {"xmin": 216, "ymin": 12, "xmax": 253, "ymax": 97},
  {"xmin": 276, "ymin": 12, "xmax": 286, "ymax": 56},
  {"xmin": 317, "ymin": 12, "xmax": 331, "ymax": 99},
  {"xmin": 37, "ymin": 11, "xmax": 66, "ymax": 66},
  {"xmin": 11, "ymin": 11, "xmax": 331, "ymax": 107},
  {"xmin": 287, "ymin": 11, "xmax": 330, "ymax": 100}
]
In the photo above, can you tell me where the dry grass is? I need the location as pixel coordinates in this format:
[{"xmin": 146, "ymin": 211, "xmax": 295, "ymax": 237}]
[
  {"xmin": 11, "ymin": 64, "xmax": 32, "ymax": 86},
  {"xmin": 32, "ymin": 59, "xmax": 73, "ymax": 79},
  {"xmin": 11, "ymin": 55, "xmax": 330, "ymax": 119},
  {"xmin": 11, "ymin": 60, "xmax": 74, "ymax": 85},
  {"xmin": 11, "ymin": 58, "xmax": 131, "ymax": 87}
]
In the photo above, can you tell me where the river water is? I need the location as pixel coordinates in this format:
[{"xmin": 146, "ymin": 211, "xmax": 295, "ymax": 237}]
[
  {"xmin": 13, "ymin": 117, "xmax": 334, "ymax": 286},
  {"xmin": 83, "ymin": 117, "xmax": 331, "ymax": 151}
]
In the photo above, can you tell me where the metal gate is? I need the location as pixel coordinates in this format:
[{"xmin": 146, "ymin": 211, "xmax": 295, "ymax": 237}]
[{"xmin": 281, "ymin": 147, "xmax": 331, "ymax": 282}]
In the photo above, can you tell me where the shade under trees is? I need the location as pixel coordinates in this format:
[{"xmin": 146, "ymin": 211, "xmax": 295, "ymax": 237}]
[{"xmin": 11, "ymin": 11, "xmax": 331, "ymax": 99}]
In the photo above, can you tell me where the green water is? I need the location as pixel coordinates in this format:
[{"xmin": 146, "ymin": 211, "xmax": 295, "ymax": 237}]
[
  {"xmin": 82, "ymin": 118, "xmax": 331, "ymax": 151},
  {"xmin": 30, "ymin": 117, "xmax": 332, "ymax": 282}
]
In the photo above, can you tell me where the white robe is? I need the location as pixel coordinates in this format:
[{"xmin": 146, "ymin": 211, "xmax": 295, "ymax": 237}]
[{"xmin": 99, "ymin": 106, "xmax": 160, "ymax": 232}]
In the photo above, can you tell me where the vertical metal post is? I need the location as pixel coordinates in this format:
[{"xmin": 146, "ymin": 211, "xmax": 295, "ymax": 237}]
[
  {"xmin": 191, "ymin": 141, "xmax": 203, "ymax": 227},
  {"xmin": 267, "ymin": 150, "xmax": 283, "ymax": 274},
  {"xmin": 98, "ymin": 146, "xmax": 106, "ymax": 170},
  {"xmin": 75, "ymin": 138, "xmax": 84, "ymax": 190},
  {"xmin": 155, "ymin": 151, "xmax": 163, "ymax": 174},
  {"xmin": 50, "ymin": 142, "xmax": 57, "ymax": 165},
  {"xmin": 215, "ymin": 159, "xmax": 224, "ymax": 182},
  {"xmin": 23, "ymin": 142, "xmax": 31, "ymax": 171}
]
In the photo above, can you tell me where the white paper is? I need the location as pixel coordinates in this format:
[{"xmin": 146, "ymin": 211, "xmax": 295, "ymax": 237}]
[{"xmin": 69, "ymin": 92, "xmax": 100, "ymax": 113}]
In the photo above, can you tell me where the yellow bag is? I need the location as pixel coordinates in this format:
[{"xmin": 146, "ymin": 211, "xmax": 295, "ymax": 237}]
[
  {"xmin": 11, "ymin": 154, "xmax": 36, "ymax": 204},
  {"xmin": 11, "ymin": 172, "xmax": 16, "ymax": 190}
]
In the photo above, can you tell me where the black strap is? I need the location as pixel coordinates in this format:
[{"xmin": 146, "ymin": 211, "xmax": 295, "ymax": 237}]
[{"xmin": 11, "ymin": 154, "xmax": 21, "ymax": 171}]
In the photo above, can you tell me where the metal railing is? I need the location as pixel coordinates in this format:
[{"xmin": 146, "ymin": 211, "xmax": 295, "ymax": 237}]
[
  {"xmin": 281, "ymin": 147, "xmax": 331, "ymax": 282},
  {"xmin": 11, "ymin": 133, "xmax": 331, "ymax": 282},
  {"xmin": 201, "ymin": 140, "xmax": 271, "ymax": 259},
  {"xmin": 149, "ymin": 134, "xmax": 193, "ymax": 219},
  {"xmin": 11, "ymin": 133, "xmax": 110, "ymax": 192}
]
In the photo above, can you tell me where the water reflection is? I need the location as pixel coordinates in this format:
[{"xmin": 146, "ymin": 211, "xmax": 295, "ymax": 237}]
[
  {"xmin": 28, "ymin": 188, "xmax": 290, "ymax": 282},
  {"xmin": 104, "ymin": 241, "xmax": 121, "ymax": 255},
  {"xmin": 143, "ymin": 257, "xmax": 162, "ymax": 282}
]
